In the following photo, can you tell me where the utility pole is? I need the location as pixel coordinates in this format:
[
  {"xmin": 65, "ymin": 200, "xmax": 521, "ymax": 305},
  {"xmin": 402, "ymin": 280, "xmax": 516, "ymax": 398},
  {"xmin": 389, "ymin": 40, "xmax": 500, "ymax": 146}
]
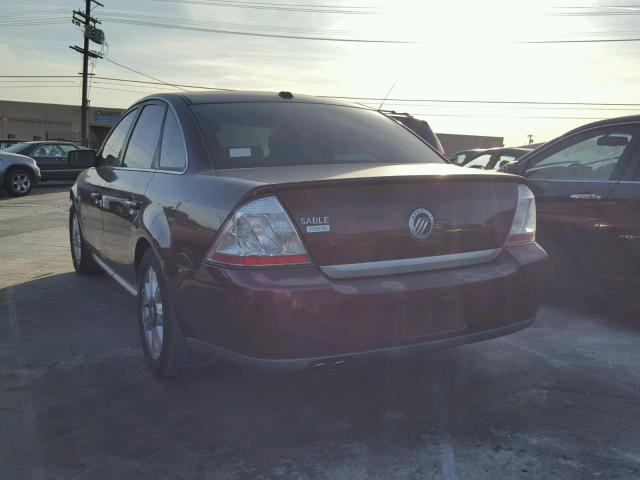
[
  {"xmin": 527, "ymin": 134, "xmax": 534, "ymax": 146},
  {"xmin": 70, "ymin": 1, "xmax": 104, "ymax": 147}
]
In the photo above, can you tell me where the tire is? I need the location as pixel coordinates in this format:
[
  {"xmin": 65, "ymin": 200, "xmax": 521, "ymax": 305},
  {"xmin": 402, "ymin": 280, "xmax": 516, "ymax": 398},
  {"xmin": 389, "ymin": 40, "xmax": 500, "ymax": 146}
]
[
  {"xmin": 137, "ymin": 249, "xmax": 186, "ymax": 377},
  {"xmin": 69, "ymin": 206, "xmax": 102, "ymax": 274},
  {"xmin": 5, "ymin": 168, "xmax": 34, "ymax": 197}
]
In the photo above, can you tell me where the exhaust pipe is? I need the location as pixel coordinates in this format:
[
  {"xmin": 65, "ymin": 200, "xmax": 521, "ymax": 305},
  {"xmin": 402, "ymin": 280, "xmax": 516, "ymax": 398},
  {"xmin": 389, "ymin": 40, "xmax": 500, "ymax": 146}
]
[{"xmin": 310, "ymin": 358, "xmax": 349, "ymax": 370}]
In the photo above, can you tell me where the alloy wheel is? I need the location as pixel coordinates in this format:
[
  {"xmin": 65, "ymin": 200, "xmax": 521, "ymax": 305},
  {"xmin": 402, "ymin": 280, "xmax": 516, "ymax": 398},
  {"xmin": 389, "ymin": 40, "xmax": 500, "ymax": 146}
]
[
  {"xmin": 10, "ymin": 172, "xmax": 30, "ymax": 194},
  {"xmin": 141, "ymin": 266, "xmax": 164, "ymax": 360},
  {"xmin": 71, "ymin": 213, "xmax": 82, "ymax": 263}
]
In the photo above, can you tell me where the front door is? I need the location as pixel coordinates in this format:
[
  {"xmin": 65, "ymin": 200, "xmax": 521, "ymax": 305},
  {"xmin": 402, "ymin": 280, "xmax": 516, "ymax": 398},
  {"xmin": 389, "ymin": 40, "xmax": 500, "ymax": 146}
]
[
  {"xmin": 521, "ymin": 124, "xmax": 640, "ymax": 292},
  {"xmin": 31, "ymin": 143, "xmax": 77, "ymax": 180},
  {"xmin": 101, "ymin": 102, "xmax": 166, "ymax": 283}
]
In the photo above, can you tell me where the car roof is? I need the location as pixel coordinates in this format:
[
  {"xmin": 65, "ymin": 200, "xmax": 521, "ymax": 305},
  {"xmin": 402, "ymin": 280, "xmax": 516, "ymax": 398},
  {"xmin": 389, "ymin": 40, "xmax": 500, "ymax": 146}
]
[
  {"xmin": 21, "ymin": 140, "xmax": 78, "ymax": 145},
  {"xmin": 140, "ymin": 90, "xmax": 366, "ymax": 109},
  {"xmin": 562, "ymin": 114, "xmax": 640, "ymax": 137}
]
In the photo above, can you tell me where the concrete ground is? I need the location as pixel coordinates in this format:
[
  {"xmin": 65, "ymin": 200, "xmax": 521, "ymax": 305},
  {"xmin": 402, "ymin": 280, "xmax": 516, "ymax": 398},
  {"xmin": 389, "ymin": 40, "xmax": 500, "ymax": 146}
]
[{"xmin": 1, "ymin": 187, "xmax": 639, "ymax": 480}]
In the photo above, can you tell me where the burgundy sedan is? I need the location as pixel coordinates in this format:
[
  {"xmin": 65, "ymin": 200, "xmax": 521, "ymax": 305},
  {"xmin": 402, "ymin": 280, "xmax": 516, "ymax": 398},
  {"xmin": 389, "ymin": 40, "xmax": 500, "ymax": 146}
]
[{"xmin": 68, "ymin": 91, "xmax": 546, "ymax": 377}]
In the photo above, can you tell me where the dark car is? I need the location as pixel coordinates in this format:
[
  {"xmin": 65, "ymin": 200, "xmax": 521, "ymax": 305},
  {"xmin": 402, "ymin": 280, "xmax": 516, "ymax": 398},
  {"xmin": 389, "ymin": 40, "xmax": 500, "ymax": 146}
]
[
  {"xmin": 68, "ymin": 91, "xmax": 546, "ymax": 377},
  {"xmin": 453, "ymin": 147, "xmax": 531, "ymax": 170},
  {"xmin": 501, "ymin": 115, "xmax": 640, "ymax": 301},
  {"xmin": 0, "ymin": 139, "xmax": 27, "ymax": 150},
  {"xmin": 381, "ymin": 111, "xmax": 445, "ymax": 155},
  {"xmin": 448, "ymin": 149, "xmax": 483, "ymax": 166},
  {"xmin": 2, "ymin": 141, "xmax": 81, "ymax": 181}
]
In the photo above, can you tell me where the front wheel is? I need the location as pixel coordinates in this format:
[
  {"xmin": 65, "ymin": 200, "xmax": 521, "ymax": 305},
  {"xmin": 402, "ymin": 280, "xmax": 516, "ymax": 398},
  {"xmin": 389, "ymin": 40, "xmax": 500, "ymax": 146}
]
[
  {"xmin": 137, "ymin": 250, "xmax": 186, "ymax": 377},
  {"xmin": 5, "ymin": 168, "xmax": 34, "ymax": 197}
]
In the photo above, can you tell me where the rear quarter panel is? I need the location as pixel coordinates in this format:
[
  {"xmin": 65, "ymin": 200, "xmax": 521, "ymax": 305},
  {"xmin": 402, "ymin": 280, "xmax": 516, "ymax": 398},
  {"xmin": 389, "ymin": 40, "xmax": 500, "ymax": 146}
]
[{"xmin": 142, "ymin": 172, "xmax": 263, "ymax": 269}]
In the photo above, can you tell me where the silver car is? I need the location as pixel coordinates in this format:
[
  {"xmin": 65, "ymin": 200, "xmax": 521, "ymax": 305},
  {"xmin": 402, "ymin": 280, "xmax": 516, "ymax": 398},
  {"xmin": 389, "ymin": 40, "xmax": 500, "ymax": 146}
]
[{"xmin": 0, "ymin": 148, "xmax": 42, "ymax": 196}]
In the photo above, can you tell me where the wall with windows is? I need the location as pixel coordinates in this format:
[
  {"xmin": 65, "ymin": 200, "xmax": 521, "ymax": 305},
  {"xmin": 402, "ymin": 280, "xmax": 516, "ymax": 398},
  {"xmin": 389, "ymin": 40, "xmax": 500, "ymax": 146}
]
[{"xmin": 0, "ymin": 100, "xmax": 124, "ymax": 148}]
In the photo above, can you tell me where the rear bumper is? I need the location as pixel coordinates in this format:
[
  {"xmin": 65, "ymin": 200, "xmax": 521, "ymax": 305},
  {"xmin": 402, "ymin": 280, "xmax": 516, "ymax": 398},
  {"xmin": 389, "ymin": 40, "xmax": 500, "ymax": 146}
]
[
  {"xmin": 186, "ymin": 317, "xmax": 535, "ymax": 371},
  {"xmin": 170, "ymin": 243, "xmax": 546, "ymax": 368}
]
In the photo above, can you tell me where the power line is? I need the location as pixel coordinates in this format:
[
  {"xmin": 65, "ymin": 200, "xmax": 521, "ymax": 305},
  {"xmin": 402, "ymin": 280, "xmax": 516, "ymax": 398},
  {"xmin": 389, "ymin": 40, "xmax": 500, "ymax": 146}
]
[
  {"xmin": 99, "ymin": 13, "xmax": 413, "ymax": 43},
  {"xmin": 149, "ymin": 0, "xmax": 382, "ymax": 14},
  {"xmin": 100, "ymin": 57, "xmax": 190, "ymax": 92},
  {"xmin": 522, "ymin": 38, "xmax": 640, "ymax": 43},
  {"xmin": 1, "ymin": 75, "xmax": 640, "ymax": 108}
]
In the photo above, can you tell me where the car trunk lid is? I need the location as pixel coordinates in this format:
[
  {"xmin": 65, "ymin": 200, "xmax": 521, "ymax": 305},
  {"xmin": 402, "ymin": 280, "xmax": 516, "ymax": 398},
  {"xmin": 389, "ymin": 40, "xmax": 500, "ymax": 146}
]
[{"xmin": 215, "ymin": 164, "xmax": 519, "ymax": 267}]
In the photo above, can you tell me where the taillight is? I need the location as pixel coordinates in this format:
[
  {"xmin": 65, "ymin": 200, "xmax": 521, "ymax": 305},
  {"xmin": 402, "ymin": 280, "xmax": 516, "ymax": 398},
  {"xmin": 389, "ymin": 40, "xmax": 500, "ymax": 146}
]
[
  {"xmin": 505, "ymin": 184, "xmax": 536, "ymax": 246},
  {"xmin": 205, "ymin": 196, "xmax": 310, "ymax": 267}
]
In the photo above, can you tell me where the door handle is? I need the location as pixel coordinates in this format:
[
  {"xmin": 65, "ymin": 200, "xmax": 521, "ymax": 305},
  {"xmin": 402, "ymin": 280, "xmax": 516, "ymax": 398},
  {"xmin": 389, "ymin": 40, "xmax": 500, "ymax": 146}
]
[
  {"xmin": 89, "ymin": 192, "xmax": 102, "ymax": 206},
  {"xmin": 570, "ymin": 193, "xmax": 602, "ymax": 200},
  {"xmin": 123, "ymin": 199, "xmax": 142, "ymax": 209}
]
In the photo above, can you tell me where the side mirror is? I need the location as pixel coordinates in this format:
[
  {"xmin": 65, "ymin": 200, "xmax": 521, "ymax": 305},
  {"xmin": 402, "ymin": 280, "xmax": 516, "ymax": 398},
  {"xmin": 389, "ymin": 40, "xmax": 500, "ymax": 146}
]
[
  {"xmin": 68, "ymin": 149, "xmax": 97, "ymax": 168},
  {"xmin": 499, "ymin": 161, "xmax": 521, "ymax": 174}
]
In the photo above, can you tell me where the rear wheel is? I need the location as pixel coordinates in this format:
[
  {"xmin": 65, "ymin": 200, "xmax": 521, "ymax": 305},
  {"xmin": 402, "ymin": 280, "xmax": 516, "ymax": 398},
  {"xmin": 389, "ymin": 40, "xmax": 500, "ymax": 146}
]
[
  {"xmin": 138, "ymin": 250, "xmax": 186, "ymax": 377},
  {"xmin": 5, "ymin": 168, "xmax": 34, "ymax": 197},
  {"xmin": 69, "ymin": 207, "xmax": 101, "ymax": 274}
]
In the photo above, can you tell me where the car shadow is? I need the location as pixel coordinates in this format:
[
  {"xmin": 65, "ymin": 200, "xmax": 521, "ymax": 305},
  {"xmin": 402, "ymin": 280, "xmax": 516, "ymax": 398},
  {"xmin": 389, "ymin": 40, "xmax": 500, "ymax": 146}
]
[
  {"xmin": 0, "ymin": 184, "xmax": 71, "ymax": 200},
  {"xmin": 2, "ymin": 271, "xmax": 639, "ymax": 479}
]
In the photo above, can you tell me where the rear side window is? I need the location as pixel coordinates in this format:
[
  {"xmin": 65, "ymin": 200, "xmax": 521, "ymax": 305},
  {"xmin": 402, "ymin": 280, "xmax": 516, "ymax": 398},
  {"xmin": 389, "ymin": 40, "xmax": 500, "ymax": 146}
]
[
  {"xmin": 192, "ymin": 103, "xmax": 445, "ymax": 169},
  {"xmin": 99, "ymin": 109, "xmax": 137, "ymax": 167},
  {"xmin": 159, "ymin": 109, "xmax": 187, "ymax": 171},
  {"xmin": 122, "ymin": 104, "xmax": 165, "ymax": 170}
]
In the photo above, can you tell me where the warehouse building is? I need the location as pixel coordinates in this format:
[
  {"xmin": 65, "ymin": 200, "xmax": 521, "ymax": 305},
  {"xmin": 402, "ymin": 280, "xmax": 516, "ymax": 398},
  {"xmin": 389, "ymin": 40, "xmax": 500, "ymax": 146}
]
[
  {"xmin": 0, "ymin": 100, "xmax": 502, "ymax": 153},
  {"xmin": 0, "ymin": 100, "xmax": 124, "ymax": 149}
]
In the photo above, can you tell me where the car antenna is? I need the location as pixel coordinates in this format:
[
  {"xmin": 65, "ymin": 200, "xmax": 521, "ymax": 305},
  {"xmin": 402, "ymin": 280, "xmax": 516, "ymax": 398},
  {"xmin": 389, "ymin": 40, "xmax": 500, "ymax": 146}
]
[{"xmin": 378, "ymin": 81, "xmax": 396, "ymax": 111}]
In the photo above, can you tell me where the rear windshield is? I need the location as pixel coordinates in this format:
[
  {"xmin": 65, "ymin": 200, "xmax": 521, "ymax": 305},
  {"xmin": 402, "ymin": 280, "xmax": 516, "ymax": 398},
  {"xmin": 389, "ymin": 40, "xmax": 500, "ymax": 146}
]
[
  {"xmin": 191, "ymin": 102, "xmax": 445, "ymax": 169},
  {"xmin": 390, "ymin": 116, "xmax": 443, "ymax": 153}
]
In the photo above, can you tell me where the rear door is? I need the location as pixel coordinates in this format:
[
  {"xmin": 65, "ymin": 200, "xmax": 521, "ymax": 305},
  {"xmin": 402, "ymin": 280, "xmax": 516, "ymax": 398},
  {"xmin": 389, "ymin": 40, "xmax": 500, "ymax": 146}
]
[
  {"xmin": 101, "ymin": 101, "xmax": 165, "ymax": 282},
  {"xmin": 593, "ymin": 140, "xmax": 640, "ymax": 298},
  {"xmin": 521, "ymin": 124, "xmax": 640, "ymax": 291}
]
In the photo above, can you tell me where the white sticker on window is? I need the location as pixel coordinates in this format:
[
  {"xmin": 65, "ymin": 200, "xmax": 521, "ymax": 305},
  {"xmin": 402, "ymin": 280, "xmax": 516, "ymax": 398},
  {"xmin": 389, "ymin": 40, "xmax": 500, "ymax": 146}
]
[
  {"xmin": 307, "ymin": 224, "xmax": 330, "ymax": 233},
  {"xmin": 229, "ymin": 147, "xmax": 252, "ymax": 158}
]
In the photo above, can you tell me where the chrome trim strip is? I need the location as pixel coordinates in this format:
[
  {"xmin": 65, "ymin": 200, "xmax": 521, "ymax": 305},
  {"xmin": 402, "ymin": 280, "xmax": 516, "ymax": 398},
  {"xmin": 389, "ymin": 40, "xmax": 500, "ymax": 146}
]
[
  {"xmin": 320, "ymin": 248, "xmax": 502, "ymax": 279},
  {"xmin": 92, "ymin": 254, "xmax": 138, "ymax": 296}
]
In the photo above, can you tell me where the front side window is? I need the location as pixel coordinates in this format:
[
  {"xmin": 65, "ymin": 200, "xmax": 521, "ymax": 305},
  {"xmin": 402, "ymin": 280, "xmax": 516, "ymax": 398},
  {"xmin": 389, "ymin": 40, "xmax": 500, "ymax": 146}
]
[
  {"xmin": 122, "ymin": 104, "xmax": 165, "ymax": 170},
  {"xmin": 99, "ymin": 109, "xmax": 137, "ymax": 167},
  {"xmin": 192, "ymin": 103, "xmax": 445, "ymax": 169},
  {"xmin": 526, "ymin": 127, "xmax": 637, "ymax": 181},
  {"xmin": 159, "ymin": 109, "xmax": 187, "ymax": 171},
  {"xmin": 464, "ymin": 153, "xmax": 492, "ymax": 169},
  {"xmin": 58, "ymin": 144, "xmax": 77, "ymax": 154},
  {"xmin": 33, "ymin": 144, "xmax": 65, "ymax": 157}
]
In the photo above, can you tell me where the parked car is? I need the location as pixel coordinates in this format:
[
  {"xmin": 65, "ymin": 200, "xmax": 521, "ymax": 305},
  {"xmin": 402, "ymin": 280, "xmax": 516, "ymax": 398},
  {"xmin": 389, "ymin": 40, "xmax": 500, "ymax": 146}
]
[
  {"xmin": 448, "ymin": 149, "xmax": 484, "ymax": 166},
  {"xmin": 0, "ymin": 151, "xmax": 41, "ymax": 196},
  {"xmin": 381, "ymin": 111, "xmax": 445, "ymax": 155},
  {"xmin": 68, "ymin": 91, "xmax": 546, "ymax": 377},
  {"xmin": 0, "ymin": 139, "xmax": 27, "ymax": 150},
  {"xmin": 453, "ymin": 147, "xmax": 531, "ymax": 170},
  {"xmin": 501, "ymin": 115, "xmax": 640, "ymax": 301},
  {"xmin": 1, "ymin": 141, "xmax": 81, "ymax": 181}
]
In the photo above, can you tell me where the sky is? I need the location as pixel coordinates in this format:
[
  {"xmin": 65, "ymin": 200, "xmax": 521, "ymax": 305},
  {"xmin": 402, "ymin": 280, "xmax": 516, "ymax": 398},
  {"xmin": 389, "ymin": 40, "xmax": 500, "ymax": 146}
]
[{"xmin": 1, "ymin": 0, "xmax": 640, "ymax": 146}]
